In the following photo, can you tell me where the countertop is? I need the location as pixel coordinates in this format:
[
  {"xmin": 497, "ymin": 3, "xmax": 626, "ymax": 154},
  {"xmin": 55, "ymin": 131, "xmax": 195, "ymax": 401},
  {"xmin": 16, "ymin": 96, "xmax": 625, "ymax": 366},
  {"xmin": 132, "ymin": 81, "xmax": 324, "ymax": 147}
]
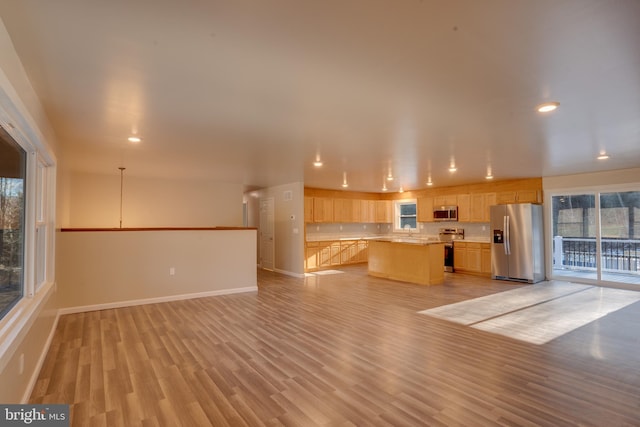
[
  {"xmin": 368, "ymin": 237, "xmax": 445, "ymax": 246},
  {"xmin": 306, "ymin": 235, "xmax": 490, "ymax": 243}
]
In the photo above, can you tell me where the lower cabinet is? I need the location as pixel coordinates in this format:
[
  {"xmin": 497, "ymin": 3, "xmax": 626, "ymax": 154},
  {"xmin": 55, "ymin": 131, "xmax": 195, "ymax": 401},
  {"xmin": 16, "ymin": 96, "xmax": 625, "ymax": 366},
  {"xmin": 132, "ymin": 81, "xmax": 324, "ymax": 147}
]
[
  {"xmin": 454, "ymin": 242, "xmax": 491, "ymax": 276},
  {"xmin": 305, "ymin": 240, "xmax": 369, "ymax": 271},
  {"xmin": 481, "ymin": 245, "xmax": 492, "ymax": 274}
]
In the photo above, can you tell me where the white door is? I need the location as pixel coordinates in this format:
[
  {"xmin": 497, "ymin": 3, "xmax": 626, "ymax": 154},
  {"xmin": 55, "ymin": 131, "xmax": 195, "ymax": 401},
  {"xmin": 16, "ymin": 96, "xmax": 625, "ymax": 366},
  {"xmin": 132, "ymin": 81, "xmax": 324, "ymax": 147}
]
[{"xmin": 259, "ymin": 197, "xmax": 275, "ymax": 271}]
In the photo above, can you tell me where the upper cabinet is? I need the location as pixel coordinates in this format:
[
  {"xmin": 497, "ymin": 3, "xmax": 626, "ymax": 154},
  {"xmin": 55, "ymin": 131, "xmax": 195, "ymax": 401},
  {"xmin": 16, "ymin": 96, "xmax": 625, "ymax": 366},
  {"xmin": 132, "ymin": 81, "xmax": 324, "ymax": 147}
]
[
  {"xmin": 333, "ymin": 198, "xmax": 353, "ymax": 223},
  {"xmin": 433, "ymin": 195, "xmax": 457, "ymax": 207},
  {"xmin": 304, "ymin": 178, "xmax": 541, "ymax": 224},
  {"xmin": 496, "ymin": 189, "xmax": 541, "ymax": 204},
  {"xmin": 417, "ymin": 197, "xmax": 434, "ymax": 222},
  {"xmin": 375, "ymin": 200, "xmax": 392, "ymax": 223},
  {"xmin": 304, "ymin": 196, "xmax": 388, "ymax": 223},
  {"xmin": 313, "ymin": 197, "xmax": 334, "ymax": 223},
  {"xmin": 457, "ymin": 194, "xmax": 470, "ymax": 222},
  {"xmin": 470, "ymin": 192, "xmax": 496, "ymax": 222},
  {"xmin": 304, "ymin": 196, "xmax": 314, "ymax": 223}
]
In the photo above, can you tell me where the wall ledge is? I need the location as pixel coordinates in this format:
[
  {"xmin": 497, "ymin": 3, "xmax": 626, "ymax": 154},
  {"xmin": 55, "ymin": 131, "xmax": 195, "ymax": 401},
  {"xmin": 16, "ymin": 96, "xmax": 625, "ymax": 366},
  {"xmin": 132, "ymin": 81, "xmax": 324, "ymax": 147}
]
[{"xmin": 59, "ymin": 227, "xmax": 256, "ymax": 232}]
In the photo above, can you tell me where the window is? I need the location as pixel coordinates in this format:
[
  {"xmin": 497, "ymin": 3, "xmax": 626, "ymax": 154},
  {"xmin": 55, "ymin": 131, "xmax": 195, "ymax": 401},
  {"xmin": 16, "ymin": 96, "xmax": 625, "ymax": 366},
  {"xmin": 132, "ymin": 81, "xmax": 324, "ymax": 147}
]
[
  {"xmin": 35, "ymin": 157, "xmax": 49, "ymax": 290},
  {"xmin": 551, "ymin": 190, "xmax": 640, "ymax": 285},
  {"xmin": 395, "ymin": 200, "xmax": 417, "ymax": 231},
  {"xmin": 0, "ymin": 126, "xmax": 26, "ymax": 319}
]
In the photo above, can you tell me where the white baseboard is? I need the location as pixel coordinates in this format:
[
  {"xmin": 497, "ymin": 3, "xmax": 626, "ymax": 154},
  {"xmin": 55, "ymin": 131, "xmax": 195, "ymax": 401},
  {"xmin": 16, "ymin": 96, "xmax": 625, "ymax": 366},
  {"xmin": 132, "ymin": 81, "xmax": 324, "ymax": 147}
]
[
  {"xmin": 274, "ymin": 268, "xmax": 305, "ymax": 278},
  {"xmin": 58, "ymin": 286, "xmax": 259, "ymax": 315}
]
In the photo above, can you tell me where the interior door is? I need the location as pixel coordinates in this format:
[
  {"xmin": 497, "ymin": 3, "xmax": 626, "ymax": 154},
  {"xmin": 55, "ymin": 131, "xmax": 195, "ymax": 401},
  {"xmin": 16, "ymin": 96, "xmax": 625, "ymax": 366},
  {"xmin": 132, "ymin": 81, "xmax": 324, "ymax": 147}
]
[{"xmin": 259, "ymin": 197, "xmax": 275, "ymax": 271}]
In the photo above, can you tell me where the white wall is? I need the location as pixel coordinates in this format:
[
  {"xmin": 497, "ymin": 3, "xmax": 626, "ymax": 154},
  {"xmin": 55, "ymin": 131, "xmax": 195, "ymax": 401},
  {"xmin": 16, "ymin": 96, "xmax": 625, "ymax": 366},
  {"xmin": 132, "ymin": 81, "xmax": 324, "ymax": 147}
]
[
  {"xmin": 63, "ymin": 171, "xmax": 244, "ymax": 228},
  {"xmin": 56, "ymin": 229, "xmax": 257, "ymax": 310},
  {"xmin": 0, "ymin": 17, "xmax": 59, "ymax": 403},
  {"xmin": 543, "ymin": 167, "xmax": 640, "ymax": 190},
  {"xmin": 250, "ymin": 182, "xmax": 305, "ymax": 277}
]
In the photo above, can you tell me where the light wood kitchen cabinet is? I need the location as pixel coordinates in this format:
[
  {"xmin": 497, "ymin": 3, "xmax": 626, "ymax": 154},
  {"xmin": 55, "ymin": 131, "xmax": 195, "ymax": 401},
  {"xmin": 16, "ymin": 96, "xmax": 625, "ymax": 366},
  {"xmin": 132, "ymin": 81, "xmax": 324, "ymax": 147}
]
[
  {"xmin": 341, "ymin": 240, "xmax": 364, "ymax": 264},
  {"xmin": 305, "ymin": 242, "xmax": 318, "ymax": 270},
  {"xmin": 433, "ymin": 195, "xmax": 457, "ymax": 207},
  {"xmin": 368, "ymin": 200, "xmax": 377, "ymax": 222},
  {"xmin": 304, "ymin": 197, "xmax": 314, "ymax": 223},
  {"xmin": 313, "ymin": 197, "xmax": 334, "ymax": 223},
  {"xmin": 481, "ymin": 244, "xmax": 491, "ymax": 274},
  {"xmin": 457, "ymin": 194, "xmax": 470, "ymax": 222},
  {"xmin": 330, "ymin": 241, "xmax": 342, "ymax": 265},
  {"xmin": 305, "ymin": 240, "xmax": 369, "ymax": 271},
  {"xmin": 454, "ymin": 241, "xmax": 491, "ymax": 276},
  {"xmin": 368, "ymin": 241, "xmax": 445, "ymax": 285},
  {"xmin": 465, "ymin": 242, "xmax": 482, "ymax": 272},
  {"xmin": 470, "ymin": 192, "xmax": 496, "ymax": 222},
  {"xmin": 318, "ymin": 242, "xmax": 332, "ymax": 267},
  {"xmin": 417, "ymin": 197, "xmax": 434, "ymax": 222},
  {"xmin": 357, "ymin": 240, "xmax": 368, "ymax": 262},
  {"xmin": 375, "ymin": 200, "xmax": 392, "ymax": 223},
  {"xmin": 496, "ymin": 190, "xmax": 540, "ymax": 204},
  {"xmin": 453, "ymin": 242, "xmax": 466, "ymax": 271},
  {"xmin": 351, "ymin": 199, "xmax": 362, "ymax": 223},
  {"xmin": 360, "ymin": 200, "xmax": 371, "ymax": 222},
  {"xmin": 333, "ymin": 198, "xmax": 354, "ymax": 223}
]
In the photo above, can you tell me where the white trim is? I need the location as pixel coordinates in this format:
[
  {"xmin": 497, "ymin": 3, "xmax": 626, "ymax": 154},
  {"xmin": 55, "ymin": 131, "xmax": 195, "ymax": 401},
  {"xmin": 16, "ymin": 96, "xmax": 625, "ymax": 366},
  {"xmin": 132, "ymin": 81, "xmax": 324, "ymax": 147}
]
[
  {"xmin": 58, "ymin": 286, "xmax": 259, "ymax": 315},
  {"xmin": 21, "ymin": 310, "xmax": 60, "ymax": 404},
  {"xmin": 545, "ymin": 186, "xmax": 640, "ymax": 287},
  {"xmin": 274, "ymin": 268, "xmax": 305, "ymax": 278},
  {"xmin": 0, "ymin": 280, "xmax": 55, "ymax": 373},
  {"xmin": 393, "ymin": 199, "xmax": 418, "ymax": 232}
]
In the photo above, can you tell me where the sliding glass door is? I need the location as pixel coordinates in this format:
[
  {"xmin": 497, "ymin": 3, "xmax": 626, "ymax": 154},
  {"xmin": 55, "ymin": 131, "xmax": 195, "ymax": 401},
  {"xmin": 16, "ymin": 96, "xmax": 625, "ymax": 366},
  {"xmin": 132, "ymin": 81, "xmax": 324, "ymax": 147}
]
[
  {"xmin": 551, "ymin": 190, "xmax": 640, "ymax": 285},
  {"xmin": 599, "ymin": 191, "xmax": 640, "ymax": 284}
]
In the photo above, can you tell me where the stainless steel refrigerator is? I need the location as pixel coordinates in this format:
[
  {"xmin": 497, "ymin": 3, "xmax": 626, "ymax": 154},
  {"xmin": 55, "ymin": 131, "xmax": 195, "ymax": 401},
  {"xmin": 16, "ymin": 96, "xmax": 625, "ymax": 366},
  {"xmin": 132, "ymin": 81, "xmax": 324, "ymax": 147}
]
[{"xmin": 490, "ymin": 203, "xmax": 545, "ymax": 283}]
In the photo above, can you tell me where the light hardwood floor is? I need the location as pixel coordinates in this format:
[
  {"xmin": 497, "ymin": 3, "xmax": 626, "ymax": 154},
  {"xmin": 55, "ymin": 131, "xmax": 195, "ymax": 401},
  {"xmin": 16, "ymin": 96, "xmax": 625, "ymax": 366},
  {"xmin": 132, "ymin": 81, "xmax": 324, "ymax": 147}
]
[{"xmin": 31, "ymin": 266, "xmax": 640, "ymax": 426}]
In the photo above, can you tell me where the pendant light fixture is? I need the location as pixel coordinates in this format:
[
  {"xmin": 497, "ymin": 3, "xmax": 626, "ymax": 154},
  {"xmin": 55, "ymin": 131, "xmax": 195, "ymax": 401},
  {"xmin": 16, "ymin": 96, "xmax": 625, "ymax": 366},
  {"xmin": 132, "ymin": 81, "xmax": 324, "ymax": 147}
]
[{"xmin": 118, "ymin": 167, "xmax": 126, "ymax": 228}]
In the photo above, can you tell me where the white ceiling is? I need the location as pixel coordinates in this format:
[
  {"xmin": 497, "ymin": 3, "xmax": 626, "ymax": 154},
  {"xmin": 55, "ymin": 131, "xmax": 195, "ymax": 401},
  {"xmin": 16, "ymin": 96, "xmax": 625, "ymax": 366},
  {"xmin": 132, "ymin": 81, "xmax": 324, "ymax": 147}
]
[{"xmin": 1, "ymin": 0, "xmax": 639, "ymax": 193}]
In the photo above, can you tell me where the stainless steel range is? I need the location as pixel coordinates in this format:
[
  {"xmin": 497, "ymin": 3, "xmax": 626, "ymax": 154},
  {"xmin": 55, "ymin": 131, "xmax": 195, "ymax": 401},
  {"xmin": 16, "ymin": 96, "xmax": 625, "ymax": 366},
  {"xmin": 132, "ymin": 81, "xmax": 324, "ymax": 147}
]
[{"xmin": 438, "ymin": 228, "xmax": 464, "ymax": 272}]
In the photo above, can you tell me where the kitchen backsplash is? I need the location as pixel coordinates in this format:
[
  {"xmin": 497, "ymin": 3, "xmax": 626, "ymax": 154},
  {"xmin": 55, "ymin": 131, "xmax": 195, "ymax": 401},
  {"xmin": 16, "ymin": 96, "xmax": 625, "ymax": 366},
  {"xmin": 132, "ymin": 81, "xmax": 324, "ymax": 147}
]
[{"xmin": 306, "ymin": 221, "xmax": 491, "ymax": 241}]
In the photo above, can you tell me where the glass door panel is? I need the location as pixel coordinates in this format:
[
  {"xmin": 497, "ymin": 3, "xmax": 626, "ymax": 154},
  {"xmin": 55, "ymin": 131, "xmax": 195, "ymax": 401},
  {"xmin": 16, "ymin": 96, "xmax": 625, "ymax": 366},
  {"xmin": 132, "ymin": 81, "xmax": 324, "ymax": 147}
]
[
  {"xmin": 599, "ymin": 191, "xmax": 640, "ymax": 284},
  {"xmin": 551, "ymin": 194, "xmax": 597, "ymax": 281}
]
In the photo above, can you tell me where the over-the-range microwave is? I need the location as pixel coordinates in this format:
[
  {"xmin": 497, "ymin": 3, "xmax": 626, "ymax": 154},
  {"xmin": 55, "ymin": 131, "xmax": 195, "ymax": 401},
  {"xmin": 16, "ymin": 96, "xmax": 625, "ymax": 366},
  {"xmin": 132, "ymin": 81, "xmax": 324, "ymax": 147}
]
[{"xmin": 433, "ymin": 205, "xmax": 458, "ymax": 221}]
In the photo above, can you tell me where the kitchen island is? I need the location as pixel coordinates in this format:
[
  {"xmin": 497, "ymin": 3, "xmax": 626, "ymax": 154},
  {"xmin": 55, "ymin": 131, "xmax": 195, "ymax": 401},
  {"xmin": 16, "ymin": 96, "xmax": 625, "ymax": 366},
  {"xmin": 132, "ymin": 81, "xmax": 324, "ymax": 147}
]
[{"xmin": 368, "ymin": 238, "xmax": 445, "ymax": 285}]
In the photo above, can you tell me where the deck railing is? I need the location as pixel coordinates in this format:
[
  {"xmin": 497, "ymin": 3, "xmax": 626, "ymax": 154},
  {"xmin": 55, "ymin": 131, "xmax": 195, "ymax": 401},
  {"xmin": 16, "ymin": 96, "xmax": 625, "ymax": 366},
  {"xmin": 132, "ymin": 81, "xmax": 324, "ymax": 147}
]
[{"xmin": 553, "ymin": 236, "xmax": 640, "ymax": 274}]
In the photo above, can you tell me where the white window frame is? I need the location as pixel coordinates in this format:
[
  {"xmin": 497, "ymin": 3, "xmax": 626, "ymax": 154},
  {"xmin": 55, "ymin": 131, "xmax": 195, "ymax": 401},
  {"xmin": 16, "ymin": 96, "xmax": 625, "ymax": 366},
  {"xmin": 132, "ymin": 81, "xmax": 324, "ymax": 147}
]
[
  {"xmin": 394, "ymin": 199, "xmax": 417, "ymax": 232},
  {"xmin": 546, "ymin": 183, "xmax": 640, "ymax": 287},
  {"xmin": 0, "ymin": 96, "xmax": 56, "ymax": 368}
]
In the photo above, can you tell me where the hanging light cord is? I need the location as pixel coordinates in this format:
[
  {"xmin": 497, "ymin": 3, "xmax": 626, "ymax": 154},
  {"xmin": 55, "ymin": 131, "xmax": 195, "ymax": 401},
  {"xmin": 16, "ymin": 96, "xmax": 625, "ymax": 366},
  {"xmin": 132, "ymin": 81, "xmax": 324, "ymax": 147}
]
[{"xmin": 119, "ymin": 167, "xmax": 125, "ymax": 228}]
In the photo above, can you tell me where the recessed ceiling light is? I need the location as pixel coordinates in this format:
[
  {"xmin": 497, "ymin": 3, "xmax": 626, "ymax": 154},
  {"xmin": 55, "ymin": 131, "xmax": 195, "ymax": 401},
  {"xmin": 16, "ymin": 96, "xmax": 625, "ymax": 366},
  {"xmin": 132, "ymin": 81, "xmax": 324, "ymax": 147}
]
[
  {"xmin": 426, "ymin": 181, "xmax": 433, "ymax": 186},
  {"xmin": 341, "ymin": 183, "xmax": 349, "ymax": 188},
  {"xmin": 399, "ymin": 186, "xmax": 404, "ymax": 193},
  {"xmin": 597, "ymin": 154, "xmax": 610, "ymax": 160},
  {"xmin": 486, "ymin": 175, "xmax": 494, "ymax": 180},
  {"xmin": 342, "ymin": 172, "xmax": 348, "ymax": 188},
  {"xmin": 313, "ymin": 160, "xmax": 323, "ymax": 167},
  {"xmin": 448, "ymin": 166, "xmax": 457, "ymax": 172},
  {"xmin": 536, "ymin": 101, "xmax": 560, "ymax": 113},
  {"xmin": 127, "ymin": 136, "xmax": 141, "ymax": 143},
  {"xmin": 386, "ymin": 175, "xmax": 394, "ymax": 181}
]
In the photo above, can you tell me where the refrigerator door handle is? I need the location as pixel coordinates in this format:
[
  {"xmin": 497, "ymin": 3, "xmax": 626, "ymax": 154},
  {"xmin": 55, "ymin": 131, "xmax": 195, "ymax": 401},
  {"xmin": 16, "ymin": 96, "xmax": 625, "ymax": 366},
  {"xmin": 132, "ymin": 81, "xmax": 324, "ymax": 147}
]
[{"xmin": 505, "ymin": 215, "xmax": 511, "ymax": 255}]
